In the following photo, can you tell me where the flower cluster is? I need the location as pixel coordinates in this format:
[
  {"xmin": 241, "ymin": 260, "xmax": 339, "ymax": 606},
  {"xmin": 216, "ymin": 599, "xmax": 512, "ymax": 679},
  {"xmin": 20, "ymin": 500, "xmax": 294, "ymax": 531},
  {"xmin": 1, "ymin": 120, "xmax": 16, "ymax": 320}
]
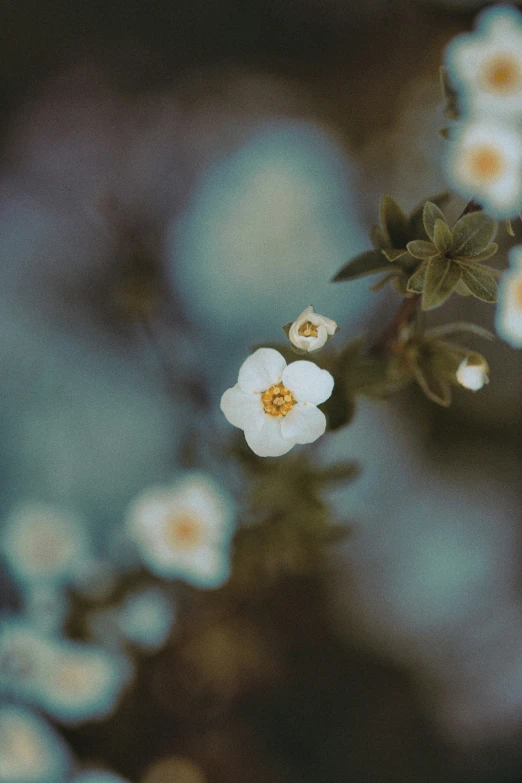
[
  {"xmin": 444, "ymin": 5, "xmax": 522, "ymax": 217},
  {"xmin": 496, "ymin": 245, "xmax": 522, "ymax": 347}
]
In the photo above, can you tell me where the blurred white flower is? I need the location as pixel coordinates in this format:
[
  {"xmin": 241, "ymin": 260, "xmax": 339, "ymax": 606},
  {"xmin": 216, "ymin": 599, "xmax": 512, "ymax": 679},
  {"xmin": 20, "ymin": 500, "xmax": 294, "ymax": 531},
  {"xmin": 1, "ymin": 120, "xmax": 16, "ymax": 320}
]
[
  {"xmin": 496, "ymin": 246, "xmax": 522, "ymax": 347},
  {"xmin": 288, "ymin": 305, "xmax": 338, "ymax": 353},
  {"xmin": 117, "ymin": 586, "xmax": 175, "ymax": 652},
  {"xmin": 0, "ymin": 705, "xmax": 71, "ymax": 783},
  {"xmin": 456, "ymin": 356, "xmax": 490, "ymax": 391},
  {"xmin": 1, "ymin": 503, "xmax": 89, "ymax": 586},
  {"xmin": 445, "ymin": 5, "xmax": 522, "ymax": 119},
  {"xmin": 220, "ymin": 347, "xmax": 334, "ymax": 457},
  {"xmin": 128, "ymin": 473, "xmax": 235, "ymax": 589},
  {"xmin": 0, "ymin": 617, "xmax": 55, "ymax": 702},
  {"xmin": 445, "ymin": 119, "xmax": 522, "ymax": 218},
  {"xmin": 36, "ymin": 640, "xmax": 132, "ymax": 725}
]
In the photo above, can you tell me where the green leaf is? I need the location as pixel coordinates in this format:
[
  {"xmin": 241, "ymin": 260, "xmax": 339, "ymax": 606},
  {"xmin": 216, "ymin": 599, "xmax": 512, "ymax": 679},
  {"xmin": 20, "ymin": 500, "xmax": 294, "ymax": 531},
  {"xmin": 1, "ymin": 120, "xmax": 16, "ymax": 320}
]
[
  {"xmin": 422, "ymin": 256, "xmax": 462, "ymax": 310},
  {"xmin": 452, "ymin": 212, "xmax": 497, "ymax": 255},
  {"xmin": 379, "ymin": 194, "xmax": 409, "ymax": 247},
  {"xmin": 371, "ymin": 224, "xmax": 390, "ymax": 249},
  {"xmin": 426, "ymin": 322, "xmax": 495, "ymax": 341},
  {"xmin": 409, "ymin": 193, "xmax": 450, "ymax": 239},
  {"xmin": 454, "ymin": 278, "xmax": 471, "ymax": 296},
  {"xmin": 454, "ymin": 243, "xmax": 498, "ymax": 263},
  {"xmin": 406, "ymin": 264, "xmax": 427, "ymax": 293},
  {"xmin": 382, "ymin": 247, "xmax": 408, "ymax": 262},
  {"xmin": 440, "ymin": 66, "xmax": 460, "ymax": 120},
  {"xmin": 433, "ymin": 219, "xmax": 453, "ymax": 255},
  {"xmin": 438, "ymin": 126, "xmax": 451, "ymax": 140},
  {"xmin": 333, "ymin": 250, "xmax": 393, "ymax": 282},
  {"xmin": 370, "ymin": 272, "xmax": 401, "ymax": 292},
  {"xmin": 458, "ymin": 261, "xmax": 498, "ymax": 302},
  {"xmin": 423, "ymin": 202, "xmax": 447, "ymax": 243},
  {"xmin": 406, "ymin": 240, "xmax": 437, "ymax": 260}
]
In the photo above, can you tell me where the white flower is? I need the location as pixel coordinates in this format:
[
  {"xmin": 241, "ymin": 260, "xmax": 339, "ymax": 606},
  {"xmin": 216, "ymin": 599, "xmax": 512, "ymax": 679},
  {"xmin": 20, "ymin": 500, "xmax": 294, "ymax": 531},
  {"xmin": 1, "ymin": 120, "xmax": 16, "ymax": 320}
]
[
  {"xmin": 445, "ymin": 5, "xmax": 522, "ymax": 119},
  {"xmin": 72, "ymin": 772, "xmax": 130, "ymax": 783},
  {"xmin": 0, "ymin": 706, "xmax": 71, "ymax": 783},
  {"xmin": 36, "ymin": 641, "xmax": 132, "ymax": 725},
  {"xmin": 445, "ymin": 119, "xmax": 522, "ymax": 218},
  {"xmin": 1, "ymin": 503, "xmax": 89, "ymax": 585},
  {"xmin": 220, "ymin": 347, "xmax": 334, "ymax": 457},
  {"xmin": 456, "ymin": 355, "xmax": 489, "ymax": 391},
  {"xmin": 127, "ymin": 473, "xmax": 235, "ymax": 589},
  {"xmin": 288, "ymin": 305, "xmax": 338, "ymax": 352},
  {"xmin": 496, "ymin": 245, "xmax": 522, "ymax": 347}
]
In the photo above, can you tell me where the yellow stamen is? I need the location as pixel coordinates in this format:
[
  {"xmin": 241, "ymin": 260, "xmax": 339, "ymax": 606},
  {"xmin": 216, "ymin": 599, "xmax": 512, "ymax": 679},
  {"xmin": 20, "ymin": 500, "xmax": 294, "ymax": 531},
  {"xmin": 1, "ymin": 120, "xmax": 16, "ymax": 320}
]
[
  {"xmin": 261, "ymin": 383, "xmax": 296, "ymax": 417},
  {"xmin": 466, "ymin": 144, "xmax": 504, "ymax": 183},
  {"xmin": 298, "ymin": 321, "xmax": 319, "ymax": 338},
  {"xmin": 164, "ymin": 513, "xmax": 203, "ymax": 550},
  {"xmin": 515, "ymin": 279, "xmax": 522, "ymax": 308},
  {"xmin": 482, "ymin": 55, "xmax": 522, "ymax": 94}
]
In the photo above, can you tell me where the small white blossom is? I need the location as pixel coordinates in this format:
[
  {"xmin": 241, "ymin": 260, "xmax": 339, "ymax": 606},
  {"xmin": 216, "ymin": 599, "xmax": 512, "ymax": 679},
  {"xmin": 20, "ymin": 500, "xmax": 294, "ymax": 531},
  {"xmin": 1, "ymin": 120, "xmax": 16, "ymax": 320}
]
[
  {"xmin": 117, "ymin": 586, "xmax": 175, "ymax": 652},
  {"xmin": 220, "ymin": 347, "xmax": 334, "ymax": 457},
  {"xmin": 496, "ymin": 245, "xmax": 522, "ymax": 347},
  {"xmin": 456, "ymin": 356, "xmax": 489, "ymax": 391},
  {"xmin": 445, "ymin": 119, "xmax": 522, "ymax": 218},
  {"xmin": 1, "ymin": 504, "xmax": 89, "ymax": 586},
  {"xmin": 445, "ymin": 5, "xmax": 522, "ymax": 119},
  {"xmin": 127, "ymin": 473, "xmax": 235, "ymax": 589},
  {"xmin": 288, "ymin": 305, "xmax": 338, "ymax": 352},
  {"xmin": 0, "ymin": 705, "xmax": 71, "ymax": 783}
]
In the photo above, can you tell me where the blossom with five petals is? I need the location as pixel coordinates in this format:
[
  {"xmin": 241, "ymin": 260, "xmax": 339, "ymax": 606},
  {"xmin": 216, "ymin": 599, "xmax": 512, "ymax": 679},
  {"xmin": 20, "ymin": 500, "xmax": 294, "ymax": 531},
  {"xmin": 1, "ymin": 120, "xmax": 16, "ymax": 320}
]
[{"xmin": 220, "ymin": 348, "xmax": 334, "ymax": 457}]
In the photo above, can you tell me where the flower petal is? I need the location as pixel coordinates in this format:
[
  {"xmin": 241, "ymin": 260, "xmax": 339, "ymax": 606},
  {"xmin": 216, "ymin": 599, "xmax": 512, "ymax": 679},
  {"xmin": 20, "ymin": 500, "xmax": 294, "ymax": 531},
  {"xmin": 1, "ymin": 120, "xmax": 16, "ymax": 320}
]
[
  {"xmin": 280, "ymin": 403, "xmax": 326, "ymax": 444},
  {"xmin": 237, "ymin": 348, "xmax": 287, "ymax": 394},
  {"xmin": 220, "ymin": 384, "xmax": 264, "ymax": 432},
  {"xmin": 244, "ymin": 416, "xmax": 295, "ymax": 457},
  {"xmin": 282, "ymin": 361, "xmax": 334, "ymax": 404}
]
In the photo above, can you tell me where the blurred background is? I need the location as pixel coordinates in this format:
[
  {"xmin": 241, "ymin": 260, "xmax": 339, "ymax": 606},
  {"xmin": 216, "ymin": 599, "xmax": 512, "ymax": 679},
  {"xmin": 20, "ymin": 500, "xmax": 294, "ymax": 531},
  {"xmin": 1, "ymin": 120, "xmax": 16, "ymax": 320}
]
[{"xmin": 1, "ymin": 0, "xmax": 522, "ymax": 781}]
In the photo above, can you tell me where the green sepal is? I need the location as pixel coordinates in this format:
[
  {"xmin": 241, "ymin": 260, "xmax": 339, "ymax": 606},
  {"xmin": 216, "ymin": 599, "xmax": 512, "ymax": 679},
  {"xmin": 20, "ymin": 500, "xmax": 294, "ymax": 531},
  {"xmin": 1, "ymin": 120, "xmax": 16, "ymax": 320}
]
[
  {"xmin": 379, "ymin": 194, "xmax": 410, "ymax": 248},
  {"xmin": 421, "ymin": 255, "xmax": 461, "ymax": 310},
  {"xmin": 406, "ymin": 240, "xmax": 437, "ymax": 260},
  {"xmin": 282, "ymin": 322, "xmax": 292, "ymax": 338},
  {"xmin": 333, "ymin": 249, "xmax": 394, "ymax": 282},
  {"xmin": 506, "ymin": 219, "xmax": 516, "ymax": 238},
  {"xmin": 458, "ymin": 260, "xmax": 498, "ymax": 302},
  {"xmin": 413, "ymin": 356, "xmax": 452, "ymax": 406},
  {"xmin": 433, "ymin": 218, "xmax": 453, "ymax": 255},
  {"xmin": 406, "ymin": 264, "xmax": 427, "ymax": 293},
  {"xmin": 423, "ymin": 202, "xmax": 447, "ymax": 243},
  {"xmin": 382, "ymin": 247, "xmax": 408, "ymax": 262},
  {"xmin": 452, "ymin": 211, "xmax": 497, "ymax": 255}
]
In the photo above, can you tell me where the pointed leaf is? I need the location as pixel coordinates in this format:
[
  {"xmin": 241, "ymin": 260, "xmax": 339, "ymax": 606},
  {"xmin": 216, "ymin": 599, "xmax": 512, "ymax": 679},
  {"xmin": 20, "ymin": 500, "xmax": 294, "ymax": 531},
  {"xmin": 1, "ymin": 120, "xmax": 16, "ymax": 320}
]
[
  {"xmin": 370, "ymin": 272, "xmax": 401, "ymax": 292},
  {"xmin": 407, "ymin": 264, "xmax": 427, "ymax": 293},
  {"xmin": 506, "ymin": 219, "xmax": 516, "ymax": 238},
  {"xmin": 454, "ymin": 278, "xmax": 471, "ymax": 296},
  {"xmin": 371, "ymin": 224, "xmax": 390, "ymax": 249},
  {"xmin": 333, "ymin": 250, "xmax": 393, "ymax": 282},
  {"xmin": 382, "ymin": 247, "xmax": 408, "ymax": 262},
  {"xmin": 406, "ymin": 240, "xmax": 437, "ymax": 260},
  {"xmin": 458, "ymin": 261, "xmax": 498, "ymax": 302},
  {"xmin": 454, "ymin": 243, "xmax": 498, "ymax": 263},
  {"xmin": 380, "ymin": 194, "xmax": 409, "ymax": 247},
  {"xmin": 426, "ymin": 322, "xmax": 495, "ymax": 341},
  {"xmin": 423, "ymin": 202, "xmax": 447, "ymax": 243},
  {"xmin": 422, "ymin": 256, "xmax": 462, "ymax": 310},
  {"xmin": 409, "ymin": 193, "xmax": 450, "ymax": 239},
  {"xmin": 433, "ymin": 219, "xmax": 453, "ymax": 255},
  {"xmin": 452, "ymin": 212, "xmax": 497, "ymax": 255}
]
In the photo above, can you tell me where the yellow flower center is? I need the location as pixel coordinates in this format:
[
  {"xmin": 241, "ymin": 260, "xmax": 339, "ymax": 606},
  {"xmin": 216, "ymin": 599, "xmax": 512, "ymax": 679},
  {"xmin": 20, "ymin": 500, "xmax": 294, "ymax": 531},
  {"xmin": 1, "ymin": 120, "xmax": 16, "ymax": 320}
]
[
  {"xmin": 261, "ymin": 384, "xmax": 295, "ymax": 417},
  {"xmin": 298, "ymin": 321, "xmax": 319, "ymax": 338},
  {"xmin": 466, "ymin": 144, "xmax": 504, "ymax": 183},
  {"xmin": 164, "ymin": 513, "xmax": 203, "ymax": 550},
  {"xmin": 482, "ymin": 55, "xmax": 522, "ymax": 94}
]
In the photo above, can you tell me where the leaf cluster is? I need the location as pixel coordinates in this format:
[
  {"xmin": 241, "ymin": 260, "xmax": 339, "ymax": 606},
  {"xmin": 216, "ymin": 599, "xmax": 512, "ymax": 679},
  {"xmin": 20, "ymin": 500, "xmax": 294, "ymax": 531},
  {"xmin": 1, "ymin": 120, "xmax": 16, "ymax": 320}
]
[
  {"xmin": 406, "ymin": 202, "xmax": 498, "ymax": 309},
  {"xmin": 333, "ymin": 194, "xmax": 449, "ymax": 293}
]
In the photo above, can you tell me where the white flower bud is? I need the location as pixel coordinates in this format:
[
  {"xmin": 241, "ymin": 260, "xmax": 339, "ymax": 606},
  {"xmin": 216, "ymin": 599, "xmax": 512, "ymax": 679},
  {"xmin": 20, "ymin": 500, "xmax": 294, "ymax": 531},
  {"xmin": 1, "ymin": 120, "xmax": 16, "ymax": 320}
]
[
  {"xmin": 288, "ymin": 305, "xmax": 337, "ymax": 353},
  {"xmin": 456, "ymin": 356, "xmax": 489, "ymax": 391}
]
